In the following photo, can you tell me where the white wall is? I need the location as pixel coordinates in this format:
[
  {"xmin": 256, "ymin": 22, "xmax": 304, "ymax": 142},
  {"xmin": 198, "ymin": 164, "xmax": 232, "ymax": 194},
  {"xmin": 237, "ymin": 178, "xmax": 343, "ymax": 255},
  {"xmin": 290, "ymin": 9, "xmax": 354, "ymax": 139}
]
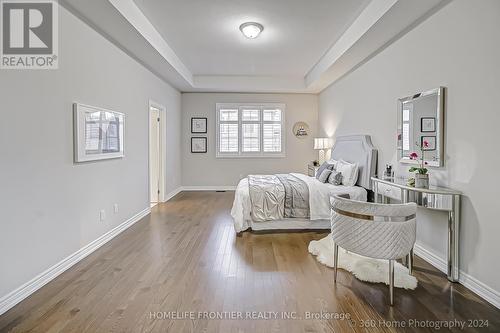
[
  {"xmin": 181, "ymin": 93, "xmax": 318, "ymax": 187},
  {"xmin": 318, "ymin": 0, "xmax": 500, "ymax": 297},
  {"xmin": 0, "ymin": 6, "xmax": 182, "ymax": 300}
]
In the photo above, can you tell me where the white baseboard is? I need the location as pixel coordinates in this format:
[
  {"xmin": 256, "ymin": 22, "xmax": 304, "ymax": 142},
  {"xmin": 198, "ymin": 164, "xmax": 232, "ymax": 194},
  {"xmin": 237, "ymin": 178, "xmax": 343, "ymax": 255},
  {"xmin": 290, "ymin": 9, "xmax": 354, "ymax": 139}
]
[
  {"xmin": 459, "ymin": 272, "xmax": 500, "ymax": 309},
  {"xmin": 162, "ymin": 186, "xmax": 236, "ymax": 202},
  {"xmin": 163, "ymin": 187, "xmax": 182, "ymax": 202},
  {"xmin": 161, "ymin": 186, "xmax": 235, "ymax": 204},
  {"xmin": 414, "ymin": 243, "xmax": 500, "ymax": 309},
  {"xmin": 414, "ymin": 242, "xmax": 447, "ymax": 273},
  {"xmin": 0, "ymin": 207, "xmax": 151, "ymax": 316},
  {"xmin": 180, "ymin": 186, "xmax": 236, "ymax": 191}
]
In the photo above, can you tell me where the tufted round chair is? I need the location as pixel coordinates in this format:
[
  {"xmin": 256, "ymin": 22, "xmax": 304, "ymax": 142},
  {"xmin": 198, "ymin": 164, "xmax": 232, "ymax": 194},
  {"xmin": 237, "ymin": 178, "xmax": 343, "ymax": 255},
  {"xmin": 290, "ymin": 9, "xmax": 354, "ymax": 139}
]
[{"xmin": 330, "ymin": 195, "xmax": 417, "ymax": 305}]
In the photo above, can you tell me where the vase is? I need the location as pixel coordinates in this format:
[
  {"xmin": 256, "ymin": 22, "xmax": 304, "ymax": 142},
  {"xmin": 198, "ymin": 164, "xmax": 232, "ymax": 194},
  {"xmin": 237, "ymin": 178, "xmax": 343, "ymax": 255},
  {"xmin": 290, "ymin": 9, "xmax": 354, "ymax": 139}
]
[{"xmin": 415, "ymin": 173, "xmax": 429, "ymax": 189}]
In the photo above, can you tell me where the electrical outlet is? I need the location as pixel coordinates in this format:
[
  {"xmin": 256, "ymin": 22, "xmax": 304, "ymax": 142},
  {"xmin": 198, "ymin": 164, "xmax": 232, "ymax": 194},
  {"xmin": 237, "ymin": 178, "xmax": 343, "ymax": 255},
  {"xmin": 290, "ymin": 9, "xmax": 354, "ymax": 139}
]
[
  {"xmin": 100, "ymin": 209, "xmax": 106, "ymax": 221},
  {"xmin": 114, "ymin": 204, "xmax": 119, "ymax": 214}
]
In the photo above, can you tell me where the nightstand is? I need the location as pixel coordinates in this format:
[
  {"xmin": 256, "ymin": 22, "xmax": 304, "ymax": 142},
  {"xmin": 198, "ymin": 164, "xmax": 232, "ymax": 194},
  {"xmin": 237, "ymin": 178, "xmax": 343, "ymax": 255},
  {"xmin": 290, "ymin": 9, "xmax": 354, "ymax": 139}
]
[{"xmin": 307, "ymin": 164, "xmax": 319, "ymax": 177}]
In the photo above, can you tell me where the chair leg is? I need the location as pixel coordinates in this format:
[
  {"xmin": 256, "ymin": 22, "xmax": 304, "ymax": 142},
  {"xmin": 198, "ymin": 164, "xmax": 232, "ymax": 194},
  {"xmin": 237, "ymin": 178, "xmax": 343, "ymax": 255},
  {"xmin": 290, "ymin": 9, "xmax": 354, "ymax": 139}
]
[
  {"xmin": 389, "ymin": 259, "xmax": 395, "ymax": 306},
  {"xmin": 333, "ymin": 244, "xmax": 339, "ymax": 283},
  {"xmin": 408, "ymin": 248, "xmax": 414, "ymax": 275}
]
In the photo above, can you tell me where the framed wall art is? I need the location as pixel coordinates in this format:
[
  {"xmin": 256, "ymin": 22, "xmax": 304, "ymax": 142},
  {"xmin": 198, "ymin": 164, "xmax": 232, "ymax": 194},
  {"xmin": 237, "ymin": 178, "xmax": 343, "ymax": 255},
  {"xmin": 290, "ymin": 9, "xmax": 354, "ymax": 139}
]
[
  {"xmin": 292, "ymin": 122, "xmax": 310, "ymax": 139},
  {"xmin": 191, "ymin": 117, "xmax": 207, "ymax": 133},
  {"xmin": 421, "ymin": 117, "xmax": 436, "ymax": 132},
  {"xmin": 421, "ymin": 136, "xmax": 436, "ymax": 151},
  {"xmin": 73, "ymin": 103, "xmax": 124, "ymax": 162},
  {"xmin": 191, "ymin": 137, "xmax": 207, "ymax": 153}
]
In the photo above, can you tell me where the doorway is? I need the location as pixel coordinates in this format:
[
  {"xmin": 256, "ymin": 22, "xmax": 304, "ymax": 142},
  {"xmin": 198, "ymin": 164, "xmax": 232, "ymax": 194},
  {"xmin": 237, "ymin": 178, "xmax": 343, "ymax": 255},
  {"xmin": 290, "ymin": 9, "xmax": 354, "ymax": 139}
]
[{"xmin": 149, "ymin": 101, "xmax": 166, "ymax": 207}]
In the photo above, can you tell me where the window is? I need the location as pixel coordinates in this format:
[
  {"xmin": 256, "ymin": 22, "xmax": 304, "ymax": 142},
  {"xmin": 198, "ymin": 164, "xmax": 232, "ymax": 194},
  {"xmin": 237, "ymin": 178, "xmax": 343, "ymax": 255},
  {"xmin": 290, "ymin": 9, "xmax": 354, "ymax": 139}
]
[
  {"xmin": 401, "ymin": 104, "xmax": 413, "ymax": 155},
  {"xmin": 216, "ymin": 103, "xmax": 285, "ymax": 157}
]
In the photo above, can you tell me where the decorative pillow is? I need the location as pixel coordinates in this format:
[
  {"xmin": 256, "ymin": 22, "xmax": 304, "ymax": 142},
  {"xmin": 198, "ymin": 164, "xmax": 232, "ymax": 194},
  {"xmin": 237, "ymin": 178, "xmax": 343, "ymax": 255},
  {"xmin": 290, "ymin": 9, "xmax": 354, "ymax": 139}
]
[
  {"xmin": 315, "ymin": 162, "xmax": 334, "ymax": 180},
  {"xmin": 317, "ymin": 169, "xmax": 332, "ymax": 183},
  {"xmin": 327, "ymin": 170, "xmax": 343, "ymax": 186},
  {"xmin": 327, "ymin": 159, "xmax": 338, "ymax": 170},
  {"xmin": 336, "ymin": 159, "xmax": 359, "ymax": 186}
]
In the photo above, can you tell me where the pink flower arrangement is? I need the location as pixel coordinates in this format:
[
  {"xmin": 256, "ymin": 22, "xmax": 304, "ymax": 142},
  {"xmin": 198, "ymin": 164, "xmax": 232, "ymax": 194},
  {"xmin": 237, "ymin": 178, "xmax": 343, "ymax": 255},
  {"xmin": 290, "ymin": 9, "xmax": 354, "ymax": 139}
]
[{"xmin": 409, "ymin": 140, "xmax": 429, "ymax": 175}]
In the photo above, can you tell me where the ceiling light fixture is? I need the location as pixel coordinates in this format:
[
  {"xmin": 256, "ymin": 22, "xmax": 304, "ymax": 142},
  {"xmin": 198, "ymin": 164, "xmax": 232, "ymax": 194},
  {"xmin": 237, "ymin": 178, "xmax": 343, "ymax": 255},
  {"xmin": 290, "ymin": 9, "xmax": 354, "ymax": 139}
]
[{"xmin": 239, "ymin": 22, "xmax": 264, "ymax": 39}]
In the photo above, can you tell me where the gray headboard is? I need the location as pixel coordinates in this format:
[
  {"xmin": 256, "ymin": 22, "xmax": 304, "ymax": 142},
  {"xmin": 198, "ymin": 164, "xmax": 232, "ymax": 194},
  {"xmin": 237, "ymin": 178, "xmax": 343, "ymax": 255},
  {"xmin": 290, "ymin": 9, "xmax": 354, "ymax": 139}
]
[{"xmin": 330, "ymin": 135, "xmax": 378, "ymax": 190}]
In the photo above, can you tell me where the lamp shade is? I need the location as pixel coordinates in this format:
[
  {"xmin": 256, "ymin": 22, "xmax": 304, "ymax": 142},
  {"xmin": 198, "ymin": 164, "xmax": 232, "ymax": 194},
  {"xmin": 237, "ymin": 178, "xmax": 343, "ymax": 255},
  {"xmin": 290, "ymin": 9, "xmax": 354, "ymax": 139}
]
[{"xmin": 314, "ymin": 138, "xmax": 333, "ymax": 150}]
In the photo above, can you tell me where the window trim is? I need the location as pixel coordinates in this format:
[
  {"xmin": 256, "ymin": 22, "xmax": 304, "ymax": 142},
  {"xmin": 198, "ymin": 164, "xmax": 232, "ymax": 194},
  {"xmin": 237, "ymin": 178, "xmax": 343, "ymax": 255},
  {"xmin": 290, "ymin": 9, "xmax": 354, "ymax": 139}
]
[{"xmin": 216, "ymin": 103, "xmax": 286, "ymax": 158}]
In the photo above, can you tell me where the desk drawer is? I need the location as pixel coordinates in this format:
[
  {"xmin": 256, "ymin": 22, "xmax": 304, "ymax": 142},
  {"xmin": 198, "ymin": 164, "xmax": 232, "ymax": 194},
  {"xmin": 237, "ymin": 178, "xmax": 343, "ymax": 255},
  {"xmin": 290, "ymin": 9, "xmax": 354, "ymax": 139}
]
[{"xmin": 377, "ymin": 182, "xmax": 402, "ymax": 201}]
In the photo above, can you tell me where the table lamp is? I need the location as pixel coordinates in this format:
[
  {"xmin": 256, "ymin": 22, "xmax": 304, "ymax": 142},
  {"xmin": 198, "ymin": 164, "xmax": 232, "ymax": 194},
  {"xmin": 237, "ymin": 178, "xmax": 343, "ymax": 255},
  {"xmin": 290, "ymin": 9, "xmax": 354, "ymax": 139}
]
[{"xmin": 314, "ymin": 138, "xmax": 333, "ymax": 165}]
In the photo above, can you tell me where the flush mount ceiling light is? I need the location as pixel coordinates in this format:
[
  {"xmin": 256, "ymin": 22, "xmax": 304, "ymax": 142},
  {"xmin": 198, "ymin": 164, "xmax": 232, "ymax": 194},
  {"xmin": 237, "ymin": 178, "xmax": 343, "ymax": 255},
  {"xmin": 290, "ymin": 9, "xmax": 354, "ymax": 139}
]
[{"xmin": 239, "ymin": 22, "xmax": 264, "ymax": 39}]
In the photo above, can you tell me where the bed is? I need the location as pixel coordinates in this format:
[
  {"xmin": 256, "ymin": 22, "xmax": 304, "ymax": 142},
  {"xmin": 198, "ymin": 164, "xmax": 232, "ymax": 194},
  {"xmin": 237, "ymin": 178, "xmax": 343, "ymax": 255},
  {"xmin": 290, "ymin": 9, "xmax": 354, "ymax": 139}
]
[{"xmin": 230, "ymin": 135, "xmax": 378, "ymax": 233}]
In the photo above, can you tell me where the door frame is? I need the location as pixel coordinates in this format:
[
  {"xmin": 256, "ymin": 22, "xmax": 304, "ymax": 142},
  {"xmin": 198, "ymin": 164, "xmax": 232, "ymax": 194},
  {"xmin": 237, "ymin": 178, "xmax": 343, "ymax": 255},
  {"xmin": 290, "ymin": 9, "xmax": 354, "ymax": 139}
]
[{"xmin": 148, "ymin": 100, "xmax": 166, "ymax": 203}]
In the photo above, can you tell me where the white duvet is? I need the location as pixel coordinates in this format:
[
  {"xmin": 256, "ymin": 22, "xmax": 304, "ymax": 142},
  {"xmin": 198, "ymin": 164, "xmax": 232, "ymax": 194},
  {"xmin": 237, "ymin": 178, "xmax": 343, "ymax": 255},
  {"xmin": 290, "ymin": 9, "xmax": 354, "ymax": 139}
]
[{"xmin": 231, "ymin": 173, "xmax": 367, "ymax": 232}]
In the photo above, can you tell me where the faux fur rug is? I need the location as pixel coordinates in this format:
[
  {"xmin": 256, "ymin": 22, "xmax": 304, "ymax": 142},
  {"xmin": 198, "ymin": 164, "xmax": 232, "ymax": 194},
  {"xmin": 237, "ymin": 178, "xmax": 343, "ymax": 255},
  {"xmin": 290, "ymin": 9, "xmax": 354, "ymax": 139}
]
[{"xmin": 308, "ymin": 235, "xmax": 417, "ymax": 289}]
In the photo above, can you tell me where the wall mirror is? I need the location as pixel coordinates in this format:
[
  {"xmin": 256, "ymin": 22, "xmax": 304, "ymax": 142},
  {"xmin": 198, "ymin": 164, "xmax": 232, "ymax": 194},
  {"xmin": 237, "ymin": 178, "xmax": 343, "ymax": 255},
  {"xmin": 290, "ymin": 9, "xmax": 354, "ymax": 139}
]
[{"xmin": 397, "ymin": 87, "xmax": 444, "ymax": 167}]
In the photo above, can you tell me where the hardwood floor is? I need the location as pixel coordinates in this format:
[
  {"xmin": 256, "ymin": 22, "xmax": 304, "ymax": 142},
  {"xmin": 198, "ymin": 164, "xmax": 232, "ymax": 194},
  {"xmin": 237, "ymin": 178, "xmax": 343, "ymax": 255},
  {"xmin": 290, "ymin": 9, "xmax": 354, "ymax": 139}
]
[{"xmin": 1, "ymin": 191, "xmax": 499, "ymax": 332}]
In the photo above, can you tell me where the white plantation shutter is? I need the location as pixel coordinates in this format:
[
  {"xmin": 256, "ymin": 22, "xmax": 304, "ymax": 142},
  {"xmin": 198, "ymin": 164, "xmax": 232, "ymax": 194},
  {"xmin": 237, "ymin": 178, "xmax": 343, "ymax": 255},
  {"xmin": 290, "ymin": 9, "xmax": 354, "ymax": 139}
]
[
  {"xmin": 263, "ymin": 109, "xmax": 281, "ymax": 122},
  {"xmin": 216, "ymin": 103, "xmax": 284, "ymax": 157},
  {"xmin": 242, "ymin": 108, "xmax": 260, "ymax": 152},
  {"xmin": 220, "ymin": 109, "xmax": 238, "ymax": 121},
  {"xmin": 242, "ymin": 109, "xmax": 259, "ymax": 121},
  {"xmin": 242, "ymin": 123, "xmax": 260, "ymax": 152},
  {"xmin": 263, "ymin": 109, "xmax": 282, "ymax": 152},
  {"xmin": 218, "ymin": 109, "xmax": 238, "ymax": 153},
  {"xmin": 219, "ymin": 123, "xmax": 238, "ymax": 152},
  {"xmin": 263, "ymin": 123, "xmax": 281, "ymax": 152}
]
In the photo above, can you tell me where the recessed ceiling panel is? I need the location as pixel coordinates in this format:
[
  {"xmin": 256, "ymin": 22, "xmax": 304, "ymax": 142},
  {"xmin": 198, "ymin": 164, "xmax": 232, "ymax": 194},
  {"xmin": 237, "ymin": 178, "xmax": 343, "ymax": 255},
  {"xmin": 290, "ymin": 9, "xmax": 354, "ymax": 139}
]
[{"xmin": 133, "ymin": 0, "xmax": 370, "ymax": 76}]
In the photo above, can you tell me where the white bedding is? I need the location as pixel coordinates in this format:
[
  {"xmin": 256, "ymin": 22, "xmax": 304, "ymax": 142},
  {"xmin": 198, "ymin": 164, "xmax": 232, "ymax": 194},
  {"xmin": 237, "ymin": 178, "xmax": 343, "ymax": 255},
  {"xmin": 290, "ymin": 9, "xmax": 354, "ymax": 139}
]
[{"xmin": 231, "ymin": 173, "xmax": 367, "ymax": 232}]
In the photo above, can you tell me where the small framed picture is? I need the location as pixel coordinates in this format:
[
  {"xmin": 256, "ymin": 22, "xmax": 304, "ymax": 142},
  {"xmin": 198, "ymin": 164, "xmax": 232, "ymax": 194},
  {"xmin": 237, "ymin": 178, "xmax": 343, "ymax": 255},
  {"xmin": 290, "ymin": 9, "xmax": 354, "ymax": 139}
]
[
  {"xmin": 191, "ymin": 137, "xmax": 207, "ymax": 153},
  {"xmin": 191, "ymin": 117, "xmax": 207, "ymax": 133},
  {"xmin": 421, "ymin": 117, "xmax": 436, "ymax": 132},
  {"xmin": 421, "ymin": 136, "xmax": 436, "ymax": 151}
]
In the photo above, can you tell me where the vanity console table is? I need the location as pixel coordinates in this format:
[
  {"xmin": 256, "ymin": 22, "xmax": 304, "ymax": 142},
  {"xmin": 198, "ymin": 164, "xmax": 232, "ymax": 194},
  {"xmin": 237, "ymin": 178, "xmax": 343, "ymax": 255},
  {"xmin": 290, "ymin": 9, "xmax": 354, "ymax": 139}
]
[{"xmin": 371, "ymin": 176, "xmax": 461, "ymax": 282}]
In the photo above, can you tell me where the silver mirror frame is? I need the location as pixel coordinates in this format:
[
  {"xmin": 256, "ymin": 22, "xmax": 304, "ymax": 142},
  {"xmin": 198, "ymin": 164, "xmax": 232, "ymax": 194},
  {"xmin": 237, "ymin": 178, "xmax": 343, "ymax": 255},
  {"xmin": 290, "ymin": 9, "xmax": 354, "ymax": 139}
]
[{"xmin": 397, "ymin": 87, "xmax": 445, "ymax": 167}]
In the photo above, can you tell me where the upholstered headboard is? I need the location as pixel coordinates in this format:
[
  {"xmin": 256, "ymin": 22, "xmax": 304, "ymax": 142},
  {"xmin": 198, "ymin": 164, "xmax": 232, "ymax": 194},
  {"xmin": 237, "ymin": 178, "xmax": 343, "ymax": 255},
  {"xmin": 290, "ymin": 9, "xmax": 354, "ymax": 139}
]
[{"xmin": 330, "ymin": 135, "xmax": 378, "ymax": 190}]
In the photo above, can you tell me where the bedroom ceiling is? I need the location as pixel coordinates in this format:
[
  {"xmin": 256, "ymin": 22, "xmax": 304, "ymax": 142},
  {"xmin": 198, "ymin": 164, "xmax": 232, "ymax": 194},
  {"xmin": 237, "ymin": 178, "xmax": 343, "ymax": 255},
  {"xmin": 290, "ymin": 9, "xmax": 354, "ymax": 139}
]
[
  {"xmin": 132, "ymin": 0, "xmax": 370, "ymax": 77},
  {"xmin": 61, "ymin": 0, "xmax": 449, "ymax": 93}
]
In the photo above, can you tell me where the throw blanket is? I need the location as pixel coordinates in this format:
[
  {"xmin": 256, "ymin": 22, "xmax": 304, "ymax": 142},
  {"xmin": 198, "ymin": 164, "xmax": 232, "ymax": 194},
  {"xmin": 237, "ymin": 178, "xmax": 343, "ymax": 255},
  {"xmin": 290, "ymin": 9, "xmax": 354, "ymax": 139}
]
[{"xmin": 248, "ymin": 174, "xmax": 309, "ymax": 222}]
